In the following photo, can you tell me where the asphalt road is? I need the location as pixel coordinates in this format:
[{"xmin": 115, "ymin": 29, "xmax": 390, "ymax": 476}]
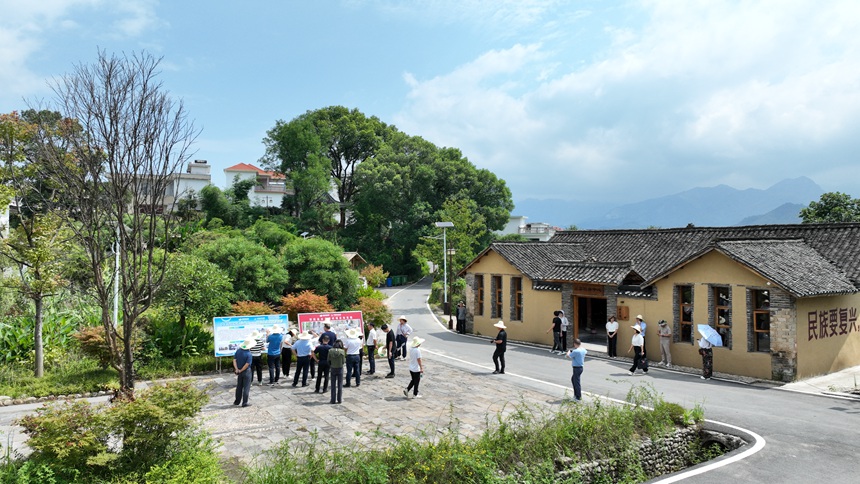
[{"xmin": 384, "ymin": 278, "xmax": 860, "ymax": 483}]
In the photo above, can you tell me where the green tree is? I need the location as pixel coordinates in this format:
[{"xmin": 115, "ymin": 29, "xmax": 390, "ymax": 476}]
[
  {"xmin": 281, "ymin": 238, "xmax": 359, "ymax": 310},
  {"xmin": 262, "ymin": 117, "xmax": 335, "ymax": 230},
  {"xmin": 244, "ymin": 219, "xmax": 295, "ymax": 252},
  {"xmin": 155, "ymin": 253, "xmax": 232, "ymax": 328},
  {"xmin": 194, "ymin": 236, "xmax": 289, "ymax": 303},
  {"xmin": 800, "ymin": 192, "xmax": 860, "ymax": 223}
]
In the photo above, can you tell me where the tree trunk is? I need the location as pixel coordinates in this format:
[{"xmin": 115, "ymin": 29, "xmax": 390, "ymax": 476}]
[
  {"xmin": 121, "ymin": 316, "xmax": 135, "ymax": 397},
  {"xmin": 34, "ymin": 296, "xmax": 44, "ymax": 378}
]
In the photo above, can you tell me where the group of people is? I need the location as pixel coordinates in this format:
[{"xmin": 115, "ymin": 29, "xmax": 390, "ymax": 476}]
[
  {"xmin": 621, "ymin": 314, "xmax": 712, "ymax": 379},
  {"xmin": 232, "ymin": 316, "xmax": 425, "ymax": 407}
]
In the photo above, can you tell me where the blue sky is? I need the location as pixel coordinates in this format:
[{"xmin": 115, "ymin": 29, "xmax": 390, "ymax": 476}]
[{"xmin": 3, "ymin": 0, "xmax": 860, "ymax": 208}]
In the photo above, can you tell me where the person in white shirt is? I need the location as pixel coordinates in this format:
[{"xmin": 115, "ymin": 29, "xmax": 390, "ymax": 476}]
[
  {"xmin": 605, "ymin": 316, "xmax": 619, "ymax": 358},
  {"xmin": 559, "ymin": 310, "xmax": 570, "ymax": 352},
  {"xmin": 365, "ymin": 322, "xmax": 378, "ymax": 375},
  {"xmin": 403, "ymin": 337, "xmax": 425, "ymax": 398},
  {"xmin": 344, "ymin": 328, "xmax": 363, "ymax": 387},
  {"xmin": 627, "ymin": 325, "xmax": 647, "ymax": 375},
  {"xmin": 395, "ymin": 316, "xmax": 413, "ymax": 360}
]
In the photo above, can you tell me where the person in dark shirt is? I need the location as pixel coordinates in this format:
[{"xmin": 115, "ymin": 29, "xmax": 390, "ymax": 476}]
[
  {"xmin": 233, "ymin": 338, "xmax": 254, "ymax": 407},
  {"xmin": 546, "ymin": 311, "xmax": 563, "ymax": 354},
  {"xmin": 313, "ymin": 335, "xmax": 332, "ymax": 393},
  {"xmin": 320, "ymin": 322, "xmax": 338, "ymax": 347},
  {"xmin": 492, "ymin": 320, "xmax": 508, "ymax": 374},
  {"xmin": 382, "ymin": 323, "xmax": 396, "ymax": 378}
]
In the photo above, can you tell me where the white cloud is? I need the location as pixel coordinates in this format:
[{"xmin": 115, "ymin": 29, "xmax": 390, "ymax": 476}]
[{"xmin": 394, "ymin": 0, "xmax": 860, "ymax": 201}]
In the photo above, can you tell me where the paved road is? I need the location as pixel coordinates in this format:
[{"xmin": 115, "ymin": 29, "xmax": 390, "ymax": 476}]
[{"xmin": 385, "ymin": 278, "xmax": 860, "ymax": 483}]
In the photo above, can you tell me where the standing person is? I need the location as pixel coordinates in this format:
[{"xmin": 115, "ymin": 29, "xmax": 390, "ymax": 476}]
[
  {"xmin": 365, "ymin": 322, "xmax": 378, "ymax": 375},
  {"xmin": 308, "ymin": 330, "xmax": 318, "ymax": 379},
  {"xmin": 328, "ymin": 340, "xmax": 346, "ymax": 404},
  {"xmin": 699, "ymin": 337, "xmax": 714, "ymax": 380},
  {"xmin": 382, "ymin": 323, "xmax": 396, "ymax": 378},
  {"xmin": 627, "ymin": 325, "xmax": 647, "ymax": 375},
  {"xmin": 395, "ymin": 316, "xmax": 412, "ymax": 360},
  {"xmin": 657, "ymin": 320, "xmax": 673, "ymax": 368},
  {"xmin": 233, "ymin": 338, "xmax": 254, "ymax": 407},
  {"xmin": 456, "ymin": 301, "xmax": 467, "ymax": 334},
  {"xmin": 281, "ymin": 328, "xmax": 296, "ymax": 379},
  {"xmin": 344, "ymin": 328, "xmax": 362, "ymax": 387},
  {"xmin": 403, "ymin": 337, "xmax": 425, "ymax": 399},
  {"xmin": 546, "ymin": 311, "xmax": 563, "ymax": 355},
  {"xmin": 266, "ymin": 326, "xmax": 284, "ymax": 385},
  {"xmin": 566, "ymin": 338, "xmax": 587, "ymax": 401},
  {"xmin": 606, "ymin": 316, "xmax": 619, "ymax": 358},
  {"xmin": 292, "ymin": 331, "xmax": 314, "ymax": 387},
  {"xmin": 320, "ymin": 323, "xmax": 337, "ymax": 347},
  {"xmin": 313, "ymin": 334, "xmax": 332, "ymax": 393},
  {"xmin": 559, "ymin": 310, "xmax": 570, "ymax": 352},
  {"xmin": 491, "ymin": 320, "xmax": 508, "ymax": 374},
  {"xmin": 636, "ymin": 315, "xmax": 647, "ymax": 357},
  {"xmin": 249, "ymin": 331, "xmax": 265, "ymax": 385}
]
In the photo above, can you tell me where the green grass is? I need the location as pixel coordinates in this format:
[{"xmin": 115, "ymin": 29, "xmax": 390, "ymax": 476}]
[
  {"xmin": 243, "ymin": 389, "xmax": 708, "ymax": 484},
  {"xmin": 0, "ymin": 353, "xmax": 219, "ymax": 399}
]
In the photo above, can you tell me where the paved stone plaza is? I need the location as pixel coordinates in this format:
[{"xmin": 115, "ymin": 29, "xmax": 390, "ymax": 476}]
[{"xmin": 199, "ymin": 354, "xmax": 568, "ymax": 466}]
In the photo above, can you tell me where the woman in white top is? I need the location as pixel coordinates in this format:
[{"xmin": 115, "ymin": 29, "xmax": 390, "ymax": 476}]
[
  {"xmin": 281, "ymin": 328, "xmax": 296, "ymax": 378},
  {"xmin": 559, "ymin": 310, "xmax": 570, "ymax": 352},
  {"xmin": 403, "ymin": 337, "xmax": 425, "ymax": 399},
  {"xmin": 605, "ymin": 316, "xmax": 619, "ymax": 358},
  {"xmin": 627, "ymin": 325, "xmax": 647, "ymax": 375}
]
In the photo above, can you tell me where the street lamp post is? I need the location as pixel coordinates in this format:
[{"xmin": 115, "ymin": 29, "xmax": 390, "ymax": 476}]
[{"xmin": 434, "ymin": 221, "xmax": 454, "ymax": 320}]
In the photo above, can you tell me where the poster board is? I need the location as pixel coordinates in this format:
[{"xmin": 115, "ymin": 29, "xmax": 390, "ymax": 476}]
[
  {"xmin": 213, "ymin": 314, "xmax": 290, "ymax": 357},
  {"xmin": 297, "ymin": 311, "xmax": 364, "ymax": 341}
]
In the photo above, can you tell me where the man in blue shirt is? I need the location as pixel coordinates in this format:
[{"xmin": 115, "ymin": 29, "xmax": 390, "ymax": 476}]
[
  {"xmin": 292, "ymin": 331, "xmax": 314, "ymax": 387},
  {"xmin": 320, "ymin": 322, "xmax": 337, "ymax": 347},
  {"xmin": 233, "ymin": 337, "xmax": 254, "ymax": 407},
  {"xmin": 566, "ymin": 338, "xmax": 587, "ymax": 401},
  {"xmin": 266, "ymin": 326, "xmax": 284, "ymax": 385}
]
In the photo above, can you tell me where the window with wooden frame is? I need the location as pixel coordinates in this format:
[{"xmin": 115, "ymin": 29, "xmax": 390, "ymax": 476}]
[
  {"xmin": 678, "ymin": 285, "xmax": 694, "ymax": 342},
  {"xmin": 751, "ymin": 289, "xmax": 770, "ymax": 352},
  {"xmin": 511, "ymin": 277, "xmax": 523, "ymax": 321},
  {"xmin": 713, "ymin": 286, "xmax": 731, "ymax": 347},
  {"xmin": 492, "ymin": 275, "xmax": 503, "ymax": 318},
  {"xmin": 476, "ymin": 275, "xmax": 485, "ymax": 316}
]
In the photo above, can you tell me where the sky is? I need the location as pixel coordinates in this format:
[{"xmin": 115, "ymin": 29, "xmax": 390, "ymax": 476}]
[{"xmin": 2, "ymin": 0, "xmax": 860, "ymax": 209}]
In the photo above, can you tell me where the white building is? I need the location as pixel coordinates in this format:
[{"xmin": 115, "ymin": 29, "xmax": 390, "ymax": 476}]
[
  {"xmin": 497, "ymin": 215, "xmax": 558, "ymax": 242},
  {"xmin": 223, "ymin": 163, "xmax": 290, "ymax": 208}
]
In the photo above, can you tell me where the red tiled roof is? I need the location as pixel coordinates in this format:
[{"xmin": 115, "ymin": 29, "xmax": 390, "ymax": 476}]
[{"xmin": 224, "ymin": 163, "xmax": 285, "ymax": 180}]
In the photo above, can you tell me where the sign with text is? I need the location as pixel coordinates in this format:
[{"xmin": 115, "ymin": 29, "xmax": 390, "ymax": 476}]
[
  {"xmin": 213, "ymin": 314, "xmax": 290, "ymax": 357},
  {"xmin": 297, "ymin": 311, "xmax": 364, "ymax": 342},
  {"xmin": 807, "ymin": 307, "xmax": 860, "ymax": 341}
]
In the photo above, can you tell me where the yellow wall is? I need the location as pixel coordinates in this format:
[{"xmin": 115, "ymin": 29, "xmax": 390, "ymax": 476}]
[
  {"xmin": 796, "ymin": 294, "xmax": 860, "ymax": 378},
  {"xmin": 635, "ymin": 251, "xmax": 773, "ymax": 379},
  {"xmin": 469, "ymin": 251, "xmax": 560, "ymax": 346}
]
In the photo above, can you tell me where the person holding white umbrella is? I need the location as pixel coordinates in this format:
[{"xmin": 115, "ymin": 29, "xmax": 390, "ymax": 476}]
[{"xmin": 697, "ymin": 324, "xmax": 723, "ymax": 380}]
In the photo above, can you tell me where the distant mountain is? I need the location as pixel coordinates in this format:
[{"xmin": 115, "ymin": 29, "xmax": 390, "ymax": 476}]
[
  {"xmin": 736, "ymin": 202, "xmax": 805, "ymax": 226},
  {"xmin": 513, "ymin": 177, "xmax": 822, "ymax": 229}
]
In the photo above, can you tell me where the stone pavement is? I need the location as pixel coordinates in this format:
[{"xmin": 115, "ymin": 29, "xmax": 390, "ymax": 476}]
[{"xmin": 198, "ymin": 355, "xmax": 570, "ymax": 466}]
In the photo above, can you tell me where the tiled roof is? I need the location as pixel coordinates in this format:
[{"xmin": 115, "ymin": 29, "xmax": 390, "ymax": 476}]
[
  {"xmin": 714, "ymin": 240, "xmax": 856, "ymax": 297},
  {"xmin": 549, "ymin": 224, "xmax": 860, "ymax": 288},
  {"xmin": 543, "ymin": 260, "xmax": 639, "ymax": 285},
  {"xmin": 480, "ymin": 243, "xmax": 587, "ymax": 280},
  {"xmin": 224, "ymin": 163, "xmax": 286, "ymax": 180},
  {"xmin": 533, "ymin": 281, "xmax": 562, "ymax": 291}
]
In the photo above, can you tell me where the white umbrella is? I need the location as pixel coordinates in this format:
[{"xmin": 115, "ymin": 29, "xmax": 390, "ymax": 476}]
[{"xmin": 697, "ymin": 324, "xmax": 724, "ymax": 347}]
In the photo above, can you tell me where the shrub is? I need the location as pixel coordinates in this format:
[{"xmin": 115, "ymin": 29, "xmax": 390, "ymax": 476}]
[
  {"xmin": 279, "ymin": 291, "xmax": 334, "ymax": 320},
  {"xmin": 72, "ymin": 326, "xmax": 113, "ymax": 369},
  {"xmin": 0, "ymin": 310, "xmax": 81, "ymax": 366},
  {"xmin": 142, "ymin": 308, "xmax": 214, "ymax": 359},
  {"xmin": 351, "ymin": 297, "xmax": 391, "ymax": 328},
  {"xmin": 15, "ymin": 380, "xmax": 211, "ymax": 481},
  {"xmin": 360, "ymin": 264, "xmax": 389, "ymax": 288},
  {"xmin": 230, "ymin": 301, "xmax": 274, "ymax": 316},
  {"xmin": 355, "ymin": 285, "xmax": 385, "ymax": 301}
]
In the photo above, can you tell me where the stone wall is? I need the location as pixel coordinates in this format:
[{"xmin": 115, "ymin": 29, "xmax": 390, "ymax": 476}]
[{"xmin": 769, "ymin": 287, "xmax": 797, "ymax": 381}]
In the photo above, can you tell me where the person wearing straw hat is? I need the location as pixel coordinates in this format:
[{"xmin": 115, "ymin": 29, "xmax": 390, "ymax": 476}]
[
  {"xmin": 233, "ymin": 337, "xmax": 254, "ymax": 407},
  {"xmin": 292, "ymin": 331, "xmax": 314, "ymax": 387},
  {"xmin": 657, "ymin": 320, "xmax": 672, "ymax": 368},
  {"xmin": 248, "ymin": 330, "xmax": 266, "ymax": 385},
  {"xmin": 344, "ymin": 327, "xmax": 363, "ymax": 387},
  {"xmin": 281, "ymin": 328, "xmax": 297, "ymax": 380},
  {"xmin": 266, "ymin": 325, "xmax": 284, "ymax": 385},
  {"xmin": 491, "ymin": 321, "xmax": 508, "ymax": 374},
  {"xmin": 627, "ymin": 324, "xmax": 647, "ymax": 375},
  {"xmin": 395, "ymin": 316, "xmax": 412, "ymax": 360},
  {"xmin": 403, "ymin": 337, "xmax": 425, "ymax": 399}
]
